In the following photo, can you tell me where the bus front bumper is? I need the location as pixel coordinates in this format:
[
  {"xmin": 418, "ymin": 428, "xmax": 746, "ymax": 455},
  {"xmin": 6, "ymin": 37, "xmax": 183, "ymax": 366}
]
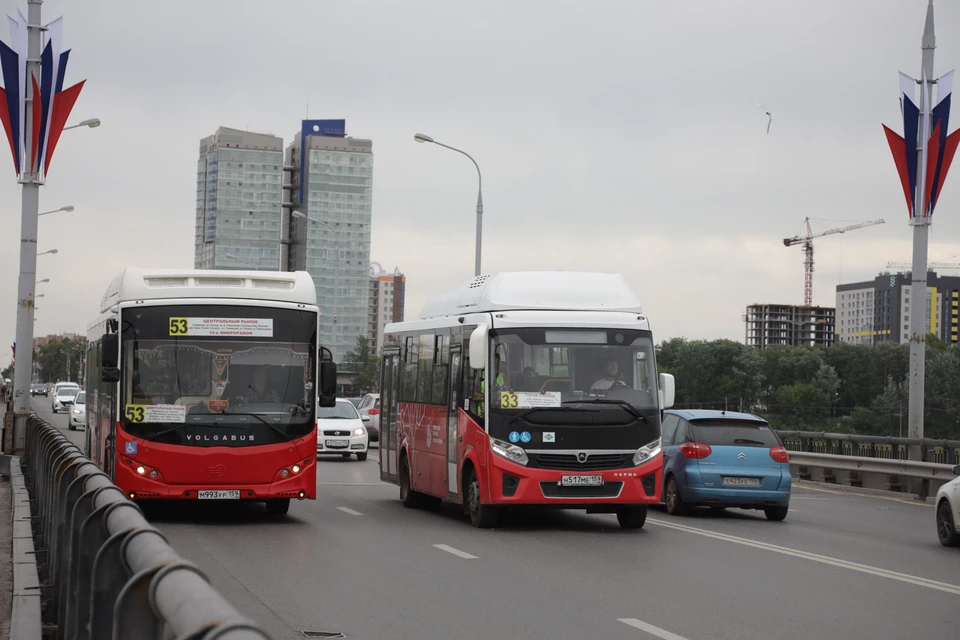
[{"xmin": 486, "ymin": 454, "xmax": 662, "ymax": 507}]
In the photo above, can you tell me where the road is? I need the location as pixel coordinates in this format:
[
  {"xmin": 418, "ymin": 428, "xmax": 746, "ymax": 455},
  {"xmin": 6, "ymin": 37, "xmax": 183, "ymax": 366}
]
[{"xmin": 32, "ymin": 398, "xmax": 960, "ymax": 640}]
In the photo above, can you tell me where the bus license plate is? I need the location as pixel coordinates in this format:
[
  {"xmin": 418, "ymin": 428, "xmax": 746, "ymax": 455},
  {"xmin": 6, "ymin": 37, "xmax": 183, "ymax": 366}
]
[
  {"xmin": 722, "ymin": 477, "xmax": 760, "ymax": 487},
  {"xmin": 197, "ymin": 490, "xmax": 240, "ymax": 500},
  {"xmin": 560, "ymin": 475, "xmax": 603, "ymax": 487},
  {"xmin": 326, "ymin": 439, "xmax": 348, "ymax": 448}
]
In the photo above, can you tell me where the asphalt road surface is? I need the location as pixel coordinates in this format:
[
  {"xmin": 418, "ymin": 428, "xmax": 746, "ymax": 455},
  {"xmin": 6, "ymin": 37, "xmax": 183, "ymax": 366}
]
[{"xmin": 32, "ymin": 398, "xmax": 960, "ymax": 640}]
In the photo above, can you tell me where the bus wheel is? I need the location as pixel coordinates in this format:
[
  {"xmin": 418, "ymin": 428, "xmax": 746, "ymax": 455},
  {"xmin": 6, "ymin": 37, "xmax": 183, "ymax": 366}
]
[
  {"xmin": 616, "ymin": 506, "xmax": 647, "ymax": 529},
  {"xmin": 466, "ymin": 469, "xmax": 499, "ymax": 529},
  {"xmin": 399, "ymin": 455, "xmax": 422, "ymax": 509},
  {"xmin": 265, "ymin": 499, "xmax": 290, "ymax": 516}
]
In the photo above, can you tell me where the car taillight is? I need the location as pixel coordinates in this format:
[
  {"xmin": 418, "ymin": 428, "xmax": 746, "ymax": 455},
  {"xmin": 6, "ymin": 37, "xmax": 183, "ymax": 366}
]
[
  {"xmin": 678, "ymin": 442, "xmax": 712, "ymax": 459},
  {"xmin": 770, "ymin": 446, "xmax": 789, "ymax": 463},
  {"xmin": 367, "ymin": 409, "xmax": 380, "ymax": 416}
]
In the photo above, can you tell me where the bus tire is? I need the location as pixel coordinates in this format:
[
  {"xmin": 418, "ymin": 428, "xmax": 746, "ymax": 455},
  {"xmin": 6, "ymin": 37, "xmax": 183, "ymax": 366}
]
[
  {"xmin": 466, "ymin": 468, "xmax": 499, "ymax": 528},
  {"xmin": 399, "ymin": 454, "xmax": 422, "ymax": 508},
  {"xmin": 265, "ymin": 499, "xmax": 290, "ymax": 516},
  {"xmin": 616, "ymin": 506, "xmax": 648, "ymax": 529}
]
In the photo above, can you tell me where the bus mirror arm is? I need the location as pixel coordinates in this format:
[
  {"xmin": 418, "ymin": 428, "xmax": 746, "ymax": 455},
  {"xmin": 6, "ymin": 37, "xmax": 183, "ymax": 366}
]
[{"xmin": 102, "ymin": 368, "xmax": 120, "ymax": 383}]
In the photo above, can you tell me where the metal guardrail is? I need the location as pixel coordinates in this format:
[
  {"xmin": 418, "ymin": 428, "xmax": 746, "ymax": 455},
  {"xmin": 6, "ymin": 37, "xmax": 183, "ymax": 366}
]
[
  {"xmin": 22, "ymin": 415, "xmax": 274, "ymax": 639},
  {"xmin": 787, "ymin": 451, "xmax": 959, "ymax": 481},
  {"xmin": 776, "ymin": 430, "xmax": 960, "ymax": 465}
]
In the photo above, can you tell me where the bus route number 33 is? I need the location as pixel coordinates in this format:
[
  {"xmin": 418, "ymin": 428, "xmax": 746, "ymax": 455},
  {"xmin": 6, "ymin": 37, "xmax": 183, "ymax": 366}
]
[
  {"xmin": 500, "ymin": 391, "xmax": 519, "ymax": 408},
  {"xmin": 169, "ymin": 317, "xmax": 189, "ymax": 336}
]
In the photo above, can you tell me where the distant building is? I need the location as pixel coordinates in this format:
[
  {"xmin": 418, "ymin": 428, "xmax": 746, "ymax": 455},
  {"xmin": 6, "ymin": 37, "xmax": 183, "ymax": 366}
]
[
  {"xmin": 744, "ymin": 304, "xmax": 836, "ymax": 348},
  {"xmin": 369, "ymin": 265, "xmax": 405, "ymax": 355},
  {"xmin": 194, "ymin": 127, "xmax": 284, "ymax": 271},
  {"xmin": 836, "ymin": 271, "xmax": 958, "ymax": 345},
  {"xmin": 286, "ymin": 120, "xmax": 374, "ymax": 363}
]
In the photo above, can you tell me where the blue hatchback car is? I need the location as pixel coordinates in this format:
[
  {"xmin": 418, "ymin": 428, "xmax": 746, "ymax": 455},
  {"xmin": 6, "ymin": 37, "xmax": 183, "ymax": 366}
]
[{"xmin": 660, "ymin": 410, "xmax": 791, "ymax": 521}]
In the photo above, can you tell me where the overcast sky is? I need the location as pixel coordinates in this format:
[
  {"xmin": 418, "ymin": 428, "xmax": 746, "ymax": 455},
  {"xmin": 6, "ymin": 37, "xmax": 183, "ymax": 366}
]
[{"xmin": 2, "ymin": 0, "xmax": 960, "ymax": 360}]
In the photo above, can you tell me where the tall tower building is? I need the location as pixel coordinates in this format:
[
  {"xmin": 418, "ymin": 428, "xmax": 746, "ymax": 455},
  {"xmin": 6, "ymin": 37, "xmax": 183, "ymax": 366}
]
[
  {"xmin": 286, "ymin": 120, "xmax": 374, "ymax": 363},
  {"xmin": 369, "ymin": 264, "xmax": 406, "ymax": 356},
  {"xmin": 195, "ymin": 127, "xmax": 284, "ymax": 270}
]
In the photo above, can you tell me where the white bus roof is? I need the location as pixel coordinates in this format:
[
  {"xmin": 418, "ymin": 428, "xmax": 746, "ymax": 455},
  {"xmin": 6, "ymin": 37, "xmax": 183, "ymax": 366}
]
[
  {"xmin": 417, "ymin": 271, "xmax": 643, "ymax": 319},
  {"xmin": 99, "ymin": 268, "xmax": 317, "ymax": 312}
]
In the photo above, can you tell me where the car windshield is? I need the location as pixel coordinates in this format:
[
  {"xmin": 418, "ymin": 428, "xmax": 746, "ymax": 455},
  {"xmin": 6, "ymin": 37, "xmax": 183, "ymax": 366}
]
[
  {"xmin": 689, "ymin": 421, "xmax": 781, "ymax": 447},
  {"xmin": 75, "ymin": 393, "xmax": 86, "ymax": 404},
  {"xmin": 488, "ymin": 328, "xmax": 659, "ymax": 420},
  {"xmin": 59, "ymin": 388, "xmax": 79, "ymax": 397},
  {"xmin": 318, "ymin": 402, "xmax": 360, "ymax": 420}
]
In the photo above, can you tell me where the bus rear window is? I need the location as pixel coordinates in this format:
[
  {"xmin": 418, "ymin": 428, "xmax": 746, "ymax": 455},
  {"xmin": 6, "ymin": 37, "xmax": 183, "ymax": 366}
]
[{"xmin": 689, "ymin": 421, "xmax": 780, "ymax": 447}]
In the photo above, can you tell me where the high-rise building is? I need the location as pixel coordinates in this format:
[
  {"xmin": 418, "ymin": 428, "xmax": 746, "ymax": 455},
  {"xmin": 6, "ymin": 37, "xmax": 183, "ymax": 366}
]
[
  {"xmin": 369, "ymin": 264, "xmax": 405, "ymax": 355},
  {"xmin": 286, "ymin": 120, "xmax": 374, "ymax": 363},
  {"xmin": 836, "ymin": 271, "xmax": 958, "ymax": 345},
  {"xmin": 744, "ymin": 304, "xmax": 836, "ymax": 348},
  {"xmin": 195, "ymin": 127, "xmax": 284, "ymax": 271}
]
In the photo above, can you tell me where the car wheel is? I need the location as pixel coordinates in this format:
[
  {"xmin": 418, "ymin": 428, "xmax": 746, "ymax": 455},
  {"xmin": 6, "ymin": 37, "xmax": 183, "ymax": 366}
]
[
  {"xmin": 356, "ymin": 452, "xmax": 368, "ymax": 462},
  {"xmin": 764, "ymin": 505, "xmax": 789, "ymax": 521},
  {"xmin": 265, "ymin": 499, "xmax": 290, "ymax": 516},
  {"xmin": 664, "ymin": 476, "xmax": 688, "ymax": 516},
  {"xmin": 399, "ymin": 454, "xmax": 422, "ymax": 509},
  {"xmin": 617, "ymin": 506, "xmax": 648, "ymax": 529},
  {"xmin": 466, "ymin": 468, "xmax": 499, "ymax": 528},
  {"xmin": 68, "ymin": 424, "xmax": 75, "ymax": 431},
  {"xmin": 937, "ymin": 500, "xmax": 960, "ymax": 547}
]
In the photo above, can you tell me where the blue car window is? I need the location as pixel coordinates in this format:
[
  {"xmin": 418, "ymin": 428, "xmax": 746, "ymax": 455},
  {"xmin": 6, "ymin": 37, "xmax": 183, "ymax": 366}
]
[{"xmin": 689, "ymin": 421, "xmax": 779, "ymax": 447}]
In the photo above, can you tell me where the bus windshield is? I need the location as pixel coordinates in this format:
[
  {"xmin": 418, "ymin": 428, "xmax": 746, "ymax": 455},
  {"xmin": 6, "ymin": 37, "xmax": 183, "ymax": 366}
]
[
  {"xmin": 488, "ymin": 328, "xmax": 659, "ymax": 423},
  {"xmin": 119, "ymin": 304, "xmax": 317, "ymax": 445}
]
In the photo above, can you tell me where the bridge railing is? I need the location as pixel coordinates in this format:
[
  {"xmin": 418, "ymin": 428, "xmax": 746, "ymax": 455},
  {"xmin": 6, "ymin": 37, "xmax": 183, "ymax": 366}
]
[
  {"xmin": 22, "ymin": 415, "xmax": 274, "ymax": 640},
  {"xmin": 775, "ymin": 430, "xmax": 960, "ymax": 465}
]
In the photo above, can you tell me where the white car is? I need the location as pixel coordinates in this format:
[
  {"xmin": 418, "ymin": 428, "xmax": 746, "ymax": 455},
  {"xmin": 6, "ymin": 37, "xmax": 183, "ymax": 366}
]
[
  {"xmin": 52, "ymin": 386, "xmax": 79, "ymax": 413},
  {"xmin": 317, "ymin": 398, "xmax": 369, "ymax": 461},
  {"xmin": 936, "ymin": 466, "xmax": 960, "ymax": 547},
  {"xmin": 69, "ymin": 391, "xmax": 86, "ymax": 431},
  {"xmin": 356, "ymin": 393, "xmax": 381, "ymax": 442}
]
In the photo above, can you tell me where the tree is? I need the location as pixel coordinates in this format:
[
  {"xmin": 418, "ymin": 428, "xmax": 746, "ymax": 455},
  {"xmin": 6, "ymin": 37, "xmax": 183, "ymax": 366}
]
[
  {"xmin": 1, "ymin": 362, "xmax": 12, "ymax": 379},
  {"xmin": 35, "ymin": 337, "xmax": 87, "ymax": 383},
  {"xmin": 344, "ymin": 335, "xmax": 379, "ymax": 392}
]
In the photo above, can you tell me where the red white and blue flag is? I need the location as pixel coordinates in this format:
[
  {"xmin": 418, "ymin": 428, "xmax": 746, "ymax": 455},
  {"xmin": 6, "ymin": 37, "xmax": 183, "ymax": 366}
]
[
  {"xmin": 0, "ymin": 11, "xmax": 85, "ymax": 181},
  {"xmin": 883, "ymin": 70, "xmax": 960, "ymax": 219}
]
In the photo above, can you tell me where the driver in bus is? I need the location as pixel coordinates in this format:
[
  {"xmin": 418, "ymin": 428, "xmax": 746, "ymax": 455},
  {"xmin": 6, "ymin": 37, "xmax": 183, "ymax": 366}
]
[
  {"xmin": 241, "ymin": 366, "xmax": 281, "ymax": 403},
  {"xmin": 591, "ymin": 360, "xmax": 626, "ymax": 390}
]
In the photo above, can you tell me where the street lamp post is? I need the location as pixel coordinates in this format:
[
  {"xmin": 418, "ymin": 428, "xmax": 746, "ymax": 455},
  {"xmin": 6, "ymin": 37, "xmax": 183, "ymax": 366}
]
[
  {"xmin": 414, "ymin": 133, "xmax": 483, "ymax": 277},
  {"xmin": 291, "ymin": 211, "xmax": 341, "ymax": 362},
  {"xmin": 38, "ymin": 205, "xmax": 74, "ymax": 216},
  {"xmin": 61, "ymin": 118, "xmax": 100, "ymax": 132}
]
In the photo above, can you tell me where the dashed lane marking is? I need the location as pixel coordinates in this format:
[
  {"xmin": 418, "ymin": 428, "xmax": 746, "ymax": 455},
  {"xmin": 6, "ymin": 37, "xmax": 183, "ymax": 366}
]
[
  {"xmin": 618, "ymin": 618, "xmax": 690, "ymax": 640},
  {"xmin": 433, "ymin": 544, "xmax": 477, "ymax": 559},
  {"xmin": 336, "ymin": 507, "xmax": 363, "ymax": 516}
]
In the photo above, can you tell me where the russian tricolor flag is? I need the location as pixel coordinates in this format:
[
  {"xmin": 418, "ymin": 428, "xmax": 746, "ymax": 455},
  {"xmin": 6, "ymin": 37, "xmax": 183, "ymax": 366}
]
[{"xmin": 0, "ymin": 11, "xmax": 85, "ymax": 181}]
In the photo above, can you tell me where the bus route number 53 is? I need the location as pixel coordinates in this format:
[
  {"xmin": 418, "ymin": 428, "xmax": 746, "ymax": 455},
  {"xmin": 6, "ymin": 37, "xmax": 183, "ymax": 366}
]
[{"xmin": 169, "ymin": 317, "xmax": 189, "ymax": 336}]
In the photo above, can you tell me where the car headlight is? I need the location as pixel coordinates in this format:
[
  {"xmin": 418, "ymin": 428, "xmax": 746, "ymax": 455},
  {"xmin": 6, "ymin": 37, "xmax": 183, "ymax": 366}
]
[
  {"xmin": 72, "ymin": 408, "xmax": 82, "ymax": 414},
  {"xmin": 353, "ymin": 427, "xmax": 365, "ymax": 437},
  {"xmin": 633, "ymin": 438, "xmax": 662, "ymax": 466},
  {"xmin": 490, "ymin": 436, "xmax": 529, "ymax": 466}
]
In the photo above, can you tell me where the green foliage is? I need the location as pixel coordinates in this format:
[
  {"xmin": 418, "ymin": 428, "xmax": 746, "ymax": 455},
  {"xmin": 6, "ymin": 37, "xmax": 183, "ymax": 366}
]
[
  {"xmin": 344, "ymin": 335, "xmax": 379, "ymax": 392},
  {"xmin": 35, "ymin": 337, "xmax": 87, "ymax": 384},
  {"xmin": 655, "ymin": 338, "xmax": 959, "ymax": 439},
  {"xmin": 1, "ymin": 362, "xmax": 12, "ymax": 379}
]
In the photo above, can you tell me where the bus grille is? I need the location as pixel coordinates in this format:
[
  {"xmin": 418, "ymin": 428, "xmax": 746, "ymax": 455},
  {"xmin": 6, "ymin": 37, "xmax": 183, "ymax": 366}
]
[
  {"xmin": 539, "ymin": 481, "xmax": 623, "ymax": 499},
  {"xmin": 252, "ymin": 279, "xmax": 294, "ymax": 291},
  {"xmin": 530, "ymin": 453, "xmax": 633, "ymax": 471},
  {"xmin": 144, "ymin": 277, "xmax": 188, "ymax": 288},
  {"xmin": 195, "ymin": 277, "xmax": 245, "ymax": 287}
]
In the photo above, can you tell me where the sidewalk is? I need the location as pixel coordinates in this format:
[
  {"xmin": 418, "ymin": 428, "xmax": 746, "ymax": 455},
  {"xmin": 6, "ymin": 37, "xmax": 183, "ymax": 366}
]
[{"xmin": 1, "ymin": 404, "xmax": 12, "ymax": 640}]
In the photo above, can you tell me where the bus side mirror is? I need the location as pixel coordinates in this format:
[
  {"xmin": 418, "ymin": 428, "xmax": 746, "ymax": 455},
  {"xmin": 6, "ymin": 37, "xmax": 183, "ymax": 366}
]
[
  {"xmin": 659, "ymin": 373, "xmax": 675, "ymax": 409},
  {"xmin": 102, "ymin": 368, "xmax": 120, "ymax": 383},
  {"xmin": 101, "ymin": 336, "xmax": 118, "ymax": 368},
  {"xmin": 319, "ymin": 361, "xmax": 337, "ymax": 407},
  {"xmin": 468, "ymin": 325, "xmax": 488, "ymax": 370}
]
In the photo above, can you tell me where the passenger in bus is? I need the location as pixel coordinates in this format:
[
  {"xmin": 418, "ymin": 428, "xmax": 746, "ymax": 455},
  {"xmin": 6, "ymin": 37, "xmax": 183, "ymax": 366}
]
[{"xmin": 591, "ymin": 360, "xmax": 626, "ymax": 390}]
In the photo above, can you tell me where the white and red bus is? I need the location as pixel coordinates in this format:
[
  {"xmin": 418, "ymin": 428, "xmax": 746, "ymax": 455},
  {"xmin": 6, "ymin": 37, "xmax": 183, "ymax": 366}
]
[
  {"xmin": 85, "ymin": 268, "xmax": 336, "ymax": 515},
  {"xmin": 379, "ymin": 271, "xmax": 675, "ymax": 528}
]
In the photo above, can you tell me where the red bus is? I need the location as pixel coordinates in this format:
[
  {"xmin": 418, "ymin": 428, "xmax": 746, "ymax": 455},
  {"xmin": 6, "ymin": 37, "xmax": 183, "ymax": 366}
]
[
  {"xmin": 379, "ymin": 271, "xmax": 675, "ymax": 528},
  {"xmin": 85, "ymin": 268, "xmax": 336, "ymax": 515}
]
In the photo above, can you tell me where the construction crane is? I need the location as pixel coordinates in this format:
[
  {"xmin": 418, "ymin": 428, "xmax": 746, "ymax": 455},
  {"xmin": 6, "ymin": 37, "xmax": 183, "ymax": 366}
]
[
  {"xmin": 886, "ymin": 260, "xmax": 960, "ymax": 271},
  {"xmin": 783, "ymin": 218, "xmax": 885, "ymax": 307}
]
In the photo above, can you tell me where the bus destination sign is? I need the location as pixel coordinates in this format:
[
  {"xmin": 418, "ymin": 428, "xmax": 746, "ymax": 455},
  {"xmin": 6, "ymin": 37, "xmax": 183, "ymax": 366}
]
[{"xmin": 169, "ymin": 317, "xmax": 274, "ymax": 338}]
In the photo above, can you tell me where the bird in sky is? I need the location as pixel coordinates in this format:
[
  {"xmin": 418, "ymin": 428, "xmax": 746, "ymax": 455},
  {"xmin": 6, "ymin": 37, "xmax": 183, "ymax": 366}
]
[{"xmin": 751, "ymin": 100, "xmax": 772, "ymax": 134}]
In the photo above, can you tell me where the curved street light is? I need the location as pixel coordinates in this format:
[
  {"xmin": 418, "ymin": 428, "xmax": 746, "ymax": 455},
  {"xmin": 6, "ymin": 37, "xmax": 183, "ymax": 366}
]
[
  {"xmin": 38, "ymin": 205, "xmax": 74, "ymax": 217},
  {"xmin": 292, "ymin": 210, "xmax": 341, "ymax": 361},
  {"xmin": 62, "ymin": 117, "xmax": 101, "ymax": 131},
  {"xmin": 37, "ymin": 249, "xmax": 58, "ymax": 257},
  {"xmin": 414, "ymin": 132, "xmax": 483, "ymax": 276},
  {"xmin": 224, "ymin": 253, "xmax": 258, "ymax": 268},
  {"xmin": 36, "ymin": 278, "xmax": 49, "ymax": 284}
]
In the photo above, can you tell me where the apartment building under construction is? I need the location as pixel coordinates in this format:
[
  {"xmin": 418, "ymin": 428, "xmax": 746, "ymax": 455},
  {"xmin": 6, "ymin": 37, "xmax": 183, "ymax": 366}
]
[{"xmin": 744, "ymin": 304, "xmax": 836, "ymax": 348}]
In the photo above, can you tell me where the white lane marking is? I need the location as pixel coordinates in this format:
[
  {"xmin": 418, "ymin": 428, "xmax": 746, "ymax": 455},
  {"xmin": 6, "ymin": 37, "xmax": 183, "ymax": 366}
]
[
  {"xmin": 336, "ymin": 507, "xmax": 363, "ymax": 516},
  {"xmin": 618, "ymin": 618, "xmax": 690, "ymax": 640},
  {"xmin": 647, "ymin": 518, "xmax": 960, "ymax": 595},
  {"xmin": 433, "ymin": 544, "xmax": 478, "ymax": 559}
]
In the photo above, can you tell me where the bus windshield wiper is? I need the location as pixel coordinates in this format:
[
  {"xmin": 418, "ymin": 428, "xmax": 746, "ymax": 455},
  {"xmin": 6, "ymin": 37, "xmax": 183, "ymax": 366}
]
[
  {"xmin": 562, "ymin": 399, "xmax": 647, "ymax": 422},
  {"xmin": 227, "ymin": 412, "xmax": 289, "ymax": 439},
  {"xmin": 505, "ymin": 406, "xmax": 593, "ymax": 425}
]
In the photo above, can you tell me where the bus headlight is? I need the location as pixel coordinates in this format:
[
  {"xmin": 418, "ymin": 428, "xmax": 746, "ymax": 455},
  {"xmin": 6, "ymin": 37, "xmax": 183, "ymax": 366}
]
[
  {"xmin": 353, "ymin": 427, "xmax": 365, "ymax": 437},
  {"xmin": 490, "ymin": 436, "xmax": 529, "ymax": 466},
  {"xmin": 633, "ymin": 438, "xmax": 662, "ymax": 466}
]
